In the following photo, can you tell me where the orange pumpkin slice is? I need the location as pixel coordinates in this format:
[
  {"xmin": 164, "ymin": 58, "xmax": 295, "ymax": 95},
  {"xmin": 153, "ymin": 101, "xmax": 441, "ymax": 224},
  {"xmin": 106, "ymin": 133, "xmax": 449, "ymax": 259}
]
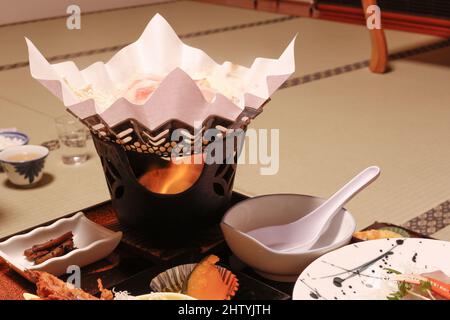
[{"xmin": 183, "ymin": 255, "xmax": 238, "ymax": 300}]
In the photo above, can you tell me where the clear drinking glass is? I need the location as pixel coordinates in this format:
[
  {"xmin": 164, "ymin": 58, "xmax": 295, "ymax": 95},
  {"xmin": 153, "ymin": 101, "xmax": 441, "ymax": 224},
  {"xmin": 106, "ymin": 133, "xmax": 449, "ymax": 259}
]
[{"xmin": 55, "ymin": 115, "xmax": 89, "ymax": 165}]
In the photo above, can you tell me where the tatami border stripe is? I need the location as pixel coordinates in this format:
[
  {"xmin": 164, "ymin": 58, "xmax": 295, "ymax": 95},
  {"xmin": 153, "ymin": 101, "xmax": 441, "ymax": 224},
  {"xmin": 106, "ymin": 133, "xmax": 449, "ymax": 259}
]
[
  {"xmin": 280, "ymin": 38, "xmax": 450, "ymax": 90},
  {"xmin": 403, "ymin": 200, "xmax": 450, "ymax": 236},
  {"xmin": 278, "ymin": 38, "xmax": 450, "ymax": 236},
  {"xmin": 0, "ymin": 15, "xmax": 297, "ymax": 72}
]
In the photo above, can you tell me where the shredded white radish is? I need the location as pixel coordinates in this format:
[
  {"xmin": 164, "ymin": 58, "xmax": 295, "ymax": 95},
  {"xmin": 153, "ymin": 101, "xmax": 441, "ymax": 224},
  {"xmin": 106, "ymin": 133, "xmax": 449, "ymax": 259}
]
[{"xmin": 113, "ymin": 290, "xmax": 138, "ymax": 300}]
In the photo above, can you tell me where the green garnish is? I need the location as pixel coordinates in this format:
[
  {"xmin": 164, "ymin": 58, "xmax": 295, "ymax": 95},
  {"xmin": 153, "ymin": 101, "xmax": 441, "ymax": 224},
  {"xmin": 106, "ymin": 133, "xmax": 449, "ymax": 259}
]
[
  {"xmin": 418, "ymin": 280, "xmax": 432, "ymax": 293},
  {"xmin": 386, "ymin": 273, "xmax": 435, "ymax": 300},
  {"xmin": 387, "ymin": 281, "xmax": 412, "ymax": 300},
  {"xmin": 385, "ymin": 267, "xmax": 405, "ymax": 300},
  {"xmin": 384, "ymin": 268, "xmax": 402, "ymax": 275}
]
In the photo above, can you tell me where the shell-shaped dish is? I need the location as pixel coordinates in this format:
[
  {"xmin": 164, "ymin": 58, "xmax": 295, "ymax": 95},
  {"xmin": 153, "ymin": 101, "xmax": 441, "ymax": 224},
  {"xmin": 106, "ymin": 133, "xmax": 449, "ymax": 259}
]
[{"xmin": 150, "ymin": 263, "xmax": 239, "ymax": 300}]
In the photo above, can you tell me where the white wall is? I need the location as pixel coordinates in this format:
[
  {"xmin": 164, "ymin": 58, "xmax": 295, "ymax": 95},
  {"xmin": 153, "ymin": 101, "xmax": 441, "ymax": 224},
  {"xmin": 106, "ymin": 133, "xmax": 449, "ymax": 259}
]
[{"xmin": 0, "ymin": 0, "xmax": 171, "ymax": 25}]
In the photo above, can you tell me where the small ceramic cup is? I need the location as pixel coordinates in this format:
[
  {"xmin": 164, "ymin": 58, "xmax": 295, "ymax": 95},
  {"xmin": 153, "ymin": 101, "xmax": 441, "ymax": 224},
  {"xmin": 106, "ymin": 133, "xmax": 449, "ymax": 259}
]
[
  {"xmin": 0, "ymin": 132, "xmax": 29, "ymax": 173},
  {"xmin": 0, "ymin": 145, "xmax": 49, "ymax": 186}
]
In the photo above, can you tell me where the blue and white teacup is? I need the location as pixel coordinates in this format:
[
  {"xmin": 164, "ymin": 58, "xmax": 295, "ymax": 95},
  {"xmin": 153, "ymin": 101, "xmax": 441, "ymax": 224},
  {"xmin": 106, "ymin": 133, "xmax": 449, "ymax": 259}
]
[{"xmin": 0, "ymin": 145, "xmax": 49, "ymax": 186}]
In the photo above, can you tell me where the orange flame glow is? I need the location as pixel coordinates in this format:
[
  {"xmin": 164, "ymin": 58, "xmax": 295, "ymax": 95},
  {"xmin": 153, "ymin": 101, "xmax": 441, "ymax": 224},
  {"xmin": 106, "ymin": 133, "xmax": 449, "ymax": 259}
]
[{"xmin": 137, "ymin": 154, "xmax": 204, "ymax": 194}]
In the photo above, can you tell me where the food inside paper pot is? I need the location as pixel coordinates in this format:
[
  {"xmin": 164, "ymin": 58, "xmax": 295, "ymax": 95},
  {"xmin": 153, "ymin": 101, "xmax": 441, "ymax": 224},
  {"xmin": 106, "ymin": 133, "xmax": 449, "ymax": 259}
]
[
  {"xmin": 66, "ymin": 67, "xmax": 254, "ymax": 112},
  {"xmin": 26, "ymin": 13, "xmax": 295, "ymax": 153}
]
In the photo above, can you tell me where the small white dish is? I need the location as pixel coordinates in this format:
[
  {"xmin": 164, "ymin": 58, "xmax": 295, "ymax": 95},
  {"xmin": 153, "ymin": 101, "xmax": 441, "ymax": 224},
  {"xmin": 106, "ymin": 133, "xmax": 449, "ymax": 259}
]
[
  {"xmin": 221, "ymin": 194, "xmax": 356, "ymax": 282},
  {"xmin": 0, "ymin": 212, "xmax": 122, "ymax": 279},
  {"xmin": 0, "ymin": 131, "xmax": 29, "ymax": 152},
  {"xmin": 0, "ymin": 144, "xmax": 49, "ymax": 186}
]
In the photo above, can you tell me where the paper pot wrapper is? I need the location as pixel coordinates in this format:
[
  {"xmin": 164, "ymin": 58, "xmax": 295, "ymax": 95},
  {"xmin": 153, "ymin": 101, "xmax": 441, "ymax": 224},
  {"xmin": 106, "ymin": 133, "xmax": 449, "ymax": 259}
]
[
  {"xmin": 26, "ymin": 14, "xmax": 296, "ymax": 156},
  {"xmin": 150, "ymin": 263, "xmax": 239, "ymax": 300}
]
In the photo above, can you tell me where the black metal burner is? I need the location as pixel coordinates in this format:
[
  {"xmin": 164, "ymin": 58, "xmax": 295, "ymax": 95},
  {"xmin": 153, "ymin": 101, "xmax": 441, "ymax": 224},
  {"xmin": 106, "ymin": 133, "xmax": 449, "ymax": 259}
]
[{"xmin": 92, "ymin": 134, "xmax": 242, "ymax": 246}]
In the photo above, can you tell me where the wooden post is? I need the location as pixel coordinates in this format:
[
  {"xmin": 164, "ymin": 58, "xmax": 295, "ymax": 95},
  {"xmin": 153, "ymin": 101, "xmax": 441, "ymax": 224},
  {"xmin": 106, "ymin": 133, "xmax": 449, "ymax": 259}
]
[{"xmin": 362, "ymin": 0, "xmax": 388, "ymax": 73}]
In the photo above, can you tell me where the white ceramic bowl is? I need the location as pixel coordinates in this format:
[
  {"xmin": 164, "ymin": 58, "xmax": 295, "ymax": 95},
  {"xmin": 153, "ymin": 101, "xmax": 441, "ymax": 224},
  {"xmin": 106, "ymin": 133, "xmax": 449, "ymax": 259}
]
[
  {"xmin": 221, "ymin": 194, "xmax": 356, "ymax": 282},
  {"xmin": 0, "ymin": 145, "xmax": 49, "ymax": 186}
]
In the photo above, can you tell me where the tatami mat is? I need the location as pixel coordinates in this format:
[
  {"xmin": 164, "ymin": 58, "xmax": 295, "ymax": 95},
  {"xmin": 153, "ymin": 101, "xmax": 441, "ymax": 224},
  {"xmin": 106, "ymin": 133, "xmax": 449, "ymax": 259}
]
[
  {"xmin": 0, "ymin": 0, "xmax": 449, "ymax": 240},
  {"xmin": 0, "ymin": 144, "xmax": 109, "ymax": 239},
  {"xmin": 0, "ymin": 106, "xmax": 108, "ymax": 239},
  {"xmin": 184, "ymin": 18, "xmax": 440, "ymax": 76},
  {"xmin": 0, "ymin": 9, "xmax": 440, "ymax": 118},
  {"xmin": 433, "ymin": 226, "xmax": 450, "ymax": 241},
  {"xmin": 0, "ymin": 97, "xmax": 55, "ymax": 143},
  {"xmin": 234, "ymin": 55, "xmax": 450, "ymax": 239},
  {"xmin": 1, "ymin": 1, "xmax": 438, "ymax": 73},
  {"xmin": 0, "ymin": 0, "xmax": 281, "ymax": 66}
]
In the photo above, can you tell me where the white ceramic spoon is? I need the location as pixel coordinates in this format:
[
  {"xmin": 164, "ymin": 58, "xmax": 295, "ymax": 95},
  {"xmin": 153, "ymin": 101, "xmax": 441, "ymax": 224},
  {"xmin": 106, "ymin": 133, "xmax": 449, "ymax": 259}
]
[{"xmin": 247, "ymin": 166, "xmax": 380, "ymax": 252}]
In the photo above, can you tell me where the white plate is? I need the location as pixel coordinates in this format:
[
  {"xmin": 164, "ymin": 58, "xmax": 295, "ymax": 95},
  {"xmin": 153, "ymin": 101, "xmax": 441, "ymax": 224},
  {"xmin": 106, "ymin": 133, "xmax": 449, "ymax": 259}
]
[
  {"xmin": 293, "ymin": 238, "xmax": 450, "ymax": 300},
  {"xmin": 0, "ymin": 212, "xmax": 122, "ymax": 279}
]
